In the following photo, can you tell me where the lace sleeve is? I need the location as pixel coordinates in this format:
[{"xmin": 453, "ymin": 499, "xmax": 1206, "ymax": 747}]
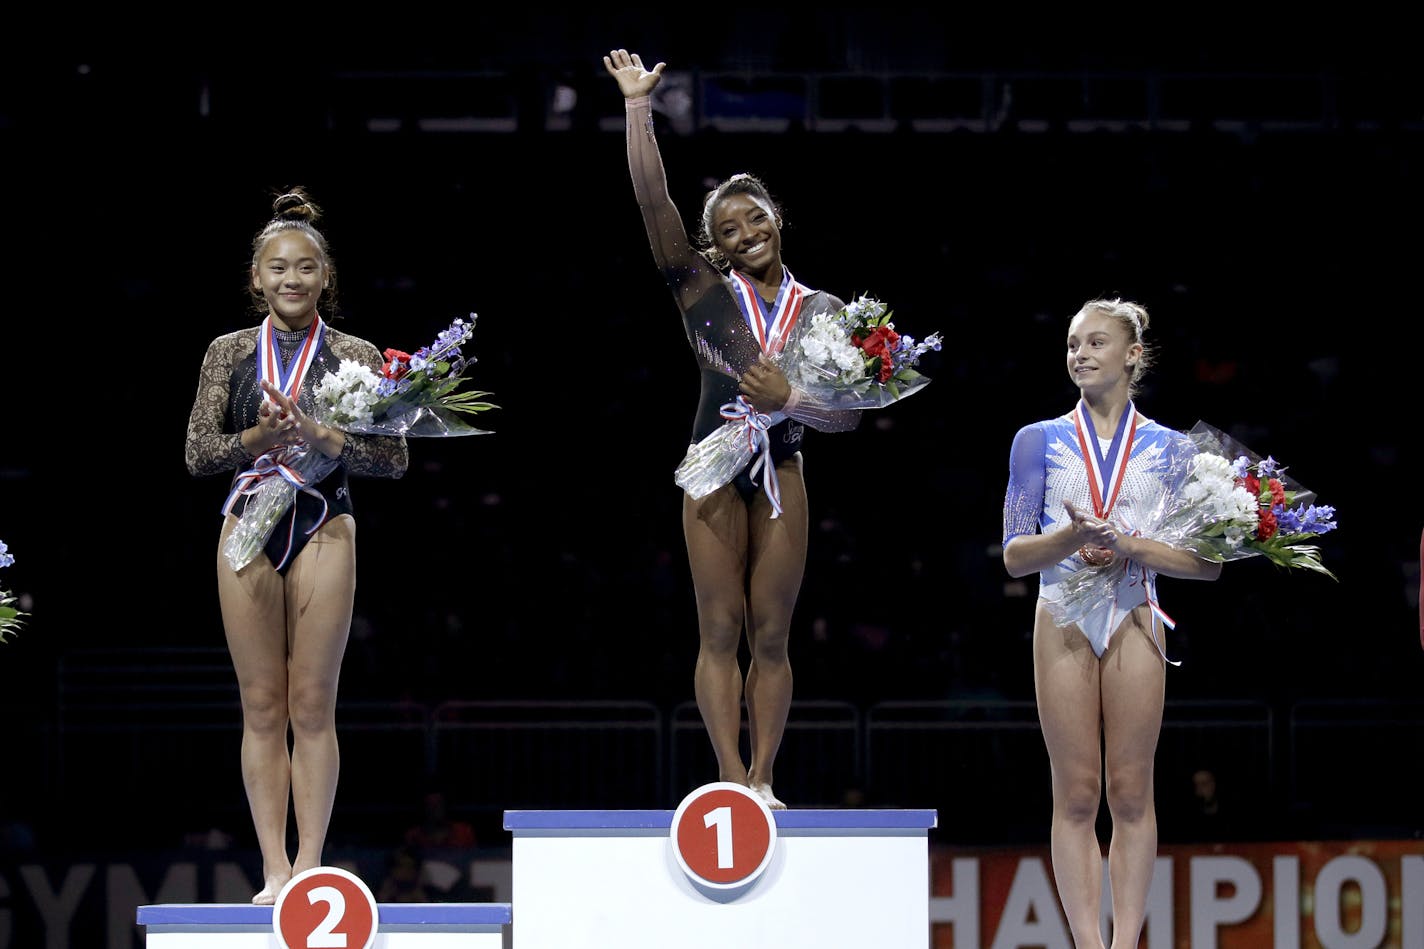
[
  {"xmin": 328, "ymin": 332, "xmax": 409, "ymax": 479},
  {"xmin": 185, "ymin": 333, "xmax": 252, "ymax": 477},
  {"xmin": 1003, "ymin": 423, "xmax": 1047, "ymax": 546},
  {"xmin": 624, "ymin": 96, "xmax": 721, "ymax": 311}
]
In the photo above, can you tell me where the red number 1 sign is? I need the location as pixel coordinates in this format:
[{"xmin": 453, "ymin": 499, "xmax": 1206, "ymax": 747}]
[
  {"xmin": 273, "ymin": 866, "xmax": 378, "ymax": 949},
  {"xmin": 670, "ymin": 782, "xmax": 778, "ymax": 893}
]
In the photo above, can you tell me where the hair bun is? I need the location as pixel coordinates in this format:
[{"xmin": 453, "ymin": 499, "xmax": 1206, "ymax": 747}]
[
  {"xmin": 1128, "ymin": 302, "xmax": 1150, "ymax": 333},
  {"xmin": 272, "ymin": 188, "xmax": 320, "ymax": 223}
]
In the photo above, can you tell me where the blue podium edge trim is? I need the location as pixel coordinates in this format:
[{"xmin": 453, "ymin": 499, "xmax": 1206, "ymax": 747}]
[
  {"xmin": 137, "ymin": 903, "xmax": 513, "ymax": 926},
  {"xmin": 503, "ymin": 809, "xmax": 938, "ymax": 831}
]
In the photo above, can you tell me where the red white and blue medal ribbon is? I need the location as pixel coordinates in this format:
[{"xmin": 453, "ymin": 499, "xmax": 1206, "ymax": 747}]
[
  {"xmin": 1072, "ymin": 399, "xmax": 1138, "ymax": 522},
  {"xmin": 720, "ymin": 396, "xmax": 782, "ymax": 518},
  {"xmin": 728, "ymin": 267, "xmax": 808, "ymax": 355},
  {"xmin": 257, "ymin": 314, "xmax": 326, "ymax": 407}
]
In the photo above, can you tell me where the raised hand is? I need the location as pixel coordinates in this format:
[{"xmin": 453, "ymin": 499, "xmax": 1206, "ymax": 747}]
[{"xmin": 603, "ymin": 48, "xmax": 666, "ymax": 99}]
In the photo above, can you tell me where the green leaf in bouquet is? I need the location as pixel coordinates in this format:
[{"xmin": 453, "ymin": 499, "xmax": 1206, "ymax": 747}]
[{"xmin": 440, "ymin": 390, "xmax": 499, "ymax": 415}]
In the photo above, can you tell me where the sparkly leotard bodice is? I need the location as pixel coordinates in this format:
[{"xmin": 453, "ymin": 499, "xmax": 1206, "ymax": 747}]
[{"xmin": 1002, "ymin": 405, "xmax": 1194, "ymax": 654}]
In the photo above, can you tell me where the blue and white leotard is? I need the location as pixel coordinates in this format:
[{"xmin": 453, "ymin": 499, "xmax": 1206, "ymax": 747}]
[{"xmin": 1002, "ymin": 402, "xmax": 1194, "ymax": 655}]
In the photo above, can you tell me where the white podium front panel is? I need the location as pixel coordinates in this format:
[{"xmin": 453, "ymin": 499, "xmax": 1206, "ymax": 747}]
[
  {"xmin": 504, "ymin": 809, "xmax": 937, "ymax": 949},
  {"xmin": 137, "ymin": 902, "xmax": 512, "ymax": 948}
]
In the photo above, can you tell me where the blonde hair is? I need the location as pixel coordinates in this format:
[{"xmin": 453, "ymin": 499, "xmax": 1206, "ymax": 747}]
[{"xmin": 1074, "ymin": 297, "xmax": 1153, "ymax": 396}]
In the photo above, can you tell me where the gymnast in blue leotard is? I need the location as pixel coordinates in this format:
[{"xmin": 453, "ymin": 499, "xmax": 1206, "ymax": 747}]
[{"xmin": 1001, "ymin": 298, "xmax": 1220, "ymax": 948}]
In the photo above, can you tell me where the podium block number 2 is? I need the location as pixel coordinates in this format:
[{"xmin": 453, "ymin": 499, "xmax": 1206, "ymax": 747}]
[
  {"xmin": 274, "ymin": 866, "xmax": 379, "ymax": 949},
  {"xmin": 671, "ymin": 782, "xmax": 778, "ymax": 893}
]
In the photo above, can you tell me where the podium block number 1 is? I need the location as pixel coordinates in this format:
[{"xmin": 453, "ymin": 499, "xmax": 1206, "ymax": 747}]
[{"xmin": 671, "ymin": 782, "xmax": 778, "ymax": 893}]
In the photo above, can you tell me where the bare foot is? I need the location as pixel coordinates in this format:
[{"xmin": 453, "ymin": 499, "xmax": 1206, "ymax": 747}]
[
  {"xmin": 750, "ymin": 782, "xmax": 786, "ymax": 810},
  {"xmin": 252, "ymin": 874, "xmax": 290, "ymax": 906}
]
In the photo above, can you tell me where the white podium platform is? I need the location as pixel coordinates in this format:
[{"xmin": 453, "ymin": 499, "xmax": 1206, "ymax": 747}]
[
  {"xmin": 504, "ymin": 807, "xmax": 938, "ymax": 948},
  {"xmin": 136, "ymin": 902, "xmax": 512, "ymax": 947}
]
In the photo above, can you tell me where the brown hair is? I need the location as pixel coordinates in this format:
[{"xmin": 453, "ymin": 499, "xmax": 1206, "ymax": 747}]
[
  {"xmin": 697, "ymin": 172, "xmax": 782, "ymax": 270},
  {"xmin": 248, "ymin": 187, "xmax": 337, "ymax": 315}
]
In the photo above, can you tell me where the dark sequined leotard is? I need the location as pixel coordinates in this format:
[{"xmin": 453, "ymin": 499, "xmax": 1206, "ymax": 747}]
[{"xmin": 185, "ymin": 322, "xmax": 409, "ymax": 574}]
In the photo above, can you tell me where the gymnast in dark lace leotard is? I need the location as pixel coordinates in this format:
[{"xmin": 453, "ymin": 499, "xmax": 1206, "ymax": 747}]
[
  {"xmin": 183, "ymin": 188, "xmax": 407, "ymax": 905},
  {"xmin": 607, "ymin": 49, "xmax": 860, "ymax": 810}
]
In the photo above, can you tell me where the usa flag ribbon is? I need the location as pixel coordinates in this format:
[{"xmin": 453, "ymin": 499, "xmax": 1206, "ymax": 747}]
[
  {"xmin": 728, "ymin": 266, "xmax": 808, "ymax": 355},
  {"xmin": 720, "ymin": 396, "xmax": 782, "ymax": 518}
]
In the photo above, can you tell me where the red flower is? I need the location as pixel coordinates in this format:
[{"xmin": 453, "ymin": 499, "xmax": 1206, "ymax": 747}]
[
  {"xmin": 382, "ymin": 348, "xmax": 413, "ymax": 381},
  {"xmin": 1268, "ymin": 478, "xmax": 1286, "ymax": 509},
  {"xmin": 856, "ymin": 325, "xmax": 900, "ymax": 357},
  {"xmin": 1243, "ymin": 472, "xmax": 1261, "ymax": 498},
  {"xmin": 1256, "ymin": 507, "xmax": 1278, "ymax": 541},
  {"xmin": 854, "ymin": 326, "xmax": 901, "ymax": 382}
]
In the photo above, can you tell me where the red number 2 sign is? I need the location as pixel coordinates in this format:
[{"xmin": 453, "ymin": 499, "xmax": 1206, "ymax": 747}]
[{"xmin": 273, "ymin": 866, "xmax": 378, "ymax": 949}]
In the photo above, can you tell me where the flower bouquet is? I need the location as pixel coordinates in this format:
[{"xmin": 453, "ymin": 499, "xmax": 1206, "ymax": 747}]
[
  {"xmin": 0, "ymin": 539, "xmax": 27, "ymax": 645},
  {"xmin": 222, "ymin": 314, "xmax": 497, "ymax": 572},
  {"xmin": 675, "ymin": 296, "xmax": 939, "ymax": 511},
  {"xmin": 311, "ymin": 315, "xmax": 496, "ymax": 437},
  {"xmin": 1046, "ymin": 419, "xmax": 1339, "ymax": 635}
]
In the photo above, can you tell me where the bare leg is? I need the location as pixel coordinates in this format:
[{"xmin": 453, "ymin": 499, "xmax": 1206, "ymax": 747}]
[
  {"xmin": 216, "ymin": 516, "xmax": 294, "ymax": 905},
  {"xmin": 1100, "ymin": 609, "xmax": 1166, "ymax": 949},
  {"xmin": 683, "ymin": 485, "xmax": 750, "ymax": 785},
  {"xmin": 283, "ymin": 515, "xmax": 357, "ymax": 878},
  {"xmin": 744, "ymin": 456, "xmax": 807, "ymax": 809},
  {"xmin": 1034, "ymin": 603, "xmax": 1108, "ymax": 949}
]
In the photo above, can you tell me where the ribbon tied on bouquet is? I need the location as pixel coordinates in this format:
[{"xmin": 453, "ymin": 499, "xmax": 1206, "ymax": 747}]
[
  {"xmin": 720, "ymin": 396, "xmax": 782, "ymax": 518},
  {"xmin": 221, "ymin": 443, "xmax": 330, "ymax": 572},
  {"xmin": 1121, "ymin": 533, "xmax": 1181, "ymax": 667}
]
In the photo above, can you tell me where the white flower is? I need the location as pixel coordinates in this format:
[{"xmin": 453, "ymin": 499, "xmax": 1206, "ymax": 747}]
[
  {"xmin": 314, "ymin": 360, "xmax": 381, "ymax": 426},
  {"xmin": 790, "ymin": 312, "xmax": 867, "ymax": 387}
]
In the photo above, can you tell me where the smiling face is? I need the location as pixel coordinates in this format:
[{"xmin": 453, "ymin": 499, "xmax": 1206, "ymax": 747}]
[
  {"xmin": 1065, "ymin": 307, "xmax": 1142, "ymax": 395},
  {"xmin": 251, "ymin": 230, "xmax": 327, "ymax": 329},
  {"xmin": 710, "ymin": 192, "xmax": 782, "ymax": 278}
]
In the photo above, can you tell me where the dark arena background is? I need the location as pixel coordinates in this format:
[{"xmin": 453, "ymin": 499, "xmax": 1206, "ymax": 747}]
[{"xmin": 1, "ymin": 16, "xmax": 1420, "ymax": 947}]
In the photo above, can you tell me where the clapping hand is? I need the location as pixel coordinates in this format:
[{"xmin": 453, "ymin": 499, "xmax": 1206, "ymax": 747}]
[
  {"xmin": 1063, "ymin": 499, "xmax": 1120, "ymax": 566},
  {"xmin": 260, "ymin": 381, "xmax": 330, "ymax": 453},
  {"xmin": 245, "ymin": 384, "xmax": 299, "ymax": 455}
]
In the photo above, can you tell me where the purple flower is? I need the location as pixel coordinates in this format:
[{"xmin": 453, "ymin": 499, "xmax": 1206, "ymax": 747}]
[
  {"xmin": 0, "ymin": 540, "xmax": 12, "ymax": 569},
  {"xmin": 1299, "ymin": 504, "xmax": 1337, "ymax": 534},
  {"xmin": 1274, "ymin": 505, "xmax": 1304, "ymax": 534},
  {"xmin": 1257, "ymin": 456, "xmax": 1280, "ymax": 478},
  {"xmin": 1230, "ymin": 456, "xmax": 1251, "ymax": 478}
]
